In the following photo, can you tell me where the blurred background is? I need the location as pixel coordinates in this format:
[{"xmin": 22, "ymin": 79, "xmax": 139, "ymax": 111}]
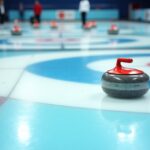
[{"xmin": 3, "ymin": 0, "xmax": 150, "ymax": 22}]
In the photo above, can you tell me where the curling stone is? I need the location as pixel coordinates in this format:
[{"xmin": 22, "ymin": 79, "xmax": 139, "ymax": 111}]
[
  {"xmin": 50, "ymin": 21, "xmax": 58, "ymax": 29},
  {"xmin": 101, "ymin": 58, "xmax": 149, "ymax": 98},
  {"xmin": 33, "ymin": 21, "xmax": 40, "ymax": 29},
  {"xmin": 83, "ymin": 22, "xmax": 92, "ymax": 30},
  {"xmin": 11, "ymin": 25, "xmax": 22, "ymax": 36},
  {"xmin": 108, "ymin": 24, "xmax": 119, "ymax": 35}
]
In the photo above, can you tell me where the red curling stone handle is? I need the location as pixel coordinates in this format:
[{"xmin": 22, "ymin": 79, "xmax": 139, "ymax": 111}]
[
  {"xmin": 116, "ymin": 58, "xmax": 133, "ymax": 68},
  {"xmin": 108, "ymin": 58, "xmax": 143, "ymax": 74}
]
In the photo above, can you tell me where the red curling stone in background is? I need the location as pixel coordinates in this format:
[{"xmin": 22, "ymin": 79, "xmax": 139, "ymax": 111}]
[
  {"xmin": 50, "ymin": 21, "xmax": 58, "ymax": 29},
  {"xmin": 101, "ymin": 58, "xmax": 149, "ymax": 98},
  {"xmin": 108, "ymin": 24, "xmax": 119, "ymax": 35},
  {"xmin": 33, "ymin": 20, "xmax": 40, "ymax": 29},
  {"xmin": 11, "ymin": 21, "xmax": 22, "ymax": 35},
  {"xmin": 84, "ymin": 22, "xmax": 93, "ymax": 30}
]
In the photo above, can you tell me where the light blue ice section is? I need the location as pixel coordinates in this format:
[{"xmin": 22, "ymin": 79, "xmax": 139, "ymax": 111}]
[{"xmin": 0, "ymin": 99, "xmax": 150, "ymax": 150}]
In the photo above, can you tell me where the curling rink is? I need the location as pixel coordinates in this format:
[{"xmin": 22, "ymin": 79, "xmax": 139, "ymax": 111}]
[{"xmin": 0, "ymin": 21, "xmax": 150, "ymax": 150}]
